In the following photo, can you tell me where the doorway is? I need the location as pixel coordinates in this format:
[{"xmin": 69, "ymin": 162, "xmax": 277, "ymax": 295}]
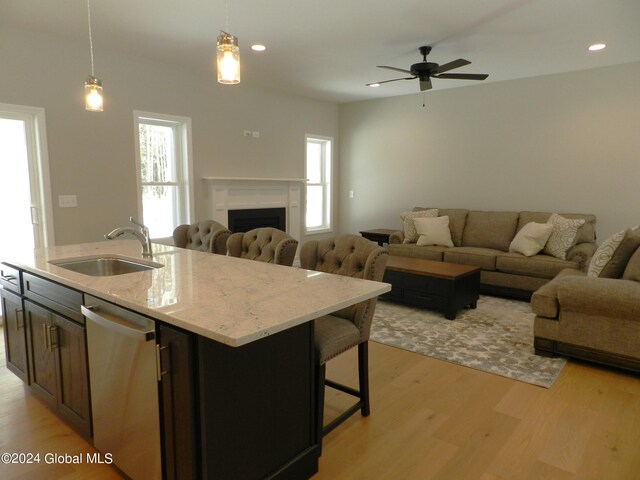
[{"xmin": 0, "ymin": 104, "xmax": 54, "ymax": 262}]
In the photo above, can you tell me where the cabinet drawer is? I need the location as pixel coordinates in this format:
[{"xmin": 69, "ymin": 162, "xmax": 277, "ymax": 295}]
[
  {"xmin": 1, "ymin": 263, "xmax": 22, "ymax": 294},
  {"xmin": 383, "ymin": 270, "xmax": 451, "ymax": 296},
  {"xmin": 403, "ymin": 290, "xmax": 448, "ymax": 311},
  {"xmin": 22, "ymin": 273, "xmax": 83, "ymax": 324}
]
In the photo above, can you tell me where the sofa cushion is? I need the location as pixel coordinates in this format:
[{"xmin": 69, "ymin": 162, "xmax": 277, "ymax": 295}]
[
  {"xmin": 414, "ymin": 208, "xmax": 468, "ymax": 246},
  {"xmin": 622, "ymin": 246, "xmax": 640, "ymax": 282},
  {"xmin": 415, "ymin": 216, "xmax": 454, "ymax": 247},
  {"xmin": 589, "ymin": 228, "xmax": 640, "ymax": 278},
  {"xmin": 531, "ymin": 268, "xmax": 586, "ymax": 319},
  {"xmin": 461, "ymin": 211, "xmax": 519, "ymax": 252},
  {"xmin": 401, "ymin": 208, "xmax": 438, "ymax": 243},
  {"xmin": 387, "ymin": 243, "xmax": 446, "ymax": 261},
  {"xmin": 518, "ymin": 211, "xmax": 596, "ymax": 245},
  {"xmin": 509, "ymin": 222, "xmax": 554, "ymax": 257},
  {"xmin": 544, "ymin": 213, "xmax": 585, "ymax": 260},
  {"xmin": 443, "ymin": 247, "xmax": 501, "ymax": 270},
  {"xmin": 496, "ymin": 252, "xmax": 577, "ymax": 279}
]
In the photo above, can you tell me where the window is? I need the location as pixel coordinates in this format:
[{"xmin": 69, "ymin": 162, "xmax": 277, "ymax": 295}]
[
  {"xmin": 134, "ymin": 112, "xmax": 193, "ymax": 240},
  {"xmin": 305, "ymin": 135, "xmax": 332, "ymax": 233}
]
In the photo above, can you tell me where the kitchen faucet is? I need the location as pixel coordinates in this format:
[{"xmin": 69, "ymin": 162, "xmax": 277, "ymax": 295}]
[{"xmin": 105, "ymin": 217, "xmax": 153, "ymax": 257}]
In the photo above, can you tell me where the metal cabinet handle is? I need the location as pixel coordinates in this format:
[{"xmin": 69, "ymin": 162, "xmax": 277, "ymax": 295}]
[
  {"xmin": 155, "ymin": 344, "xmax": 168, "ymax": 382},
  {"xmin": 49, "ymin": 326, "xmax": 58, "ymax": 350},
  {"xmin": 15, "ymin": 309, "xmax": 24, "ymax": 330},
  {"xmin": 43, "ymin": 324, "xmax": 50, "ymax": 351}
]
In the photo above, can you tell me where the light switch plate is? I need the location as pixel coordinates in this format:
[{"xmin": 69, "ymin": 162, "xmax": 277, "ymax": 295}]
[{"xmin": 58, "ymin": 195, "xmax": 78, "ymax": 208}]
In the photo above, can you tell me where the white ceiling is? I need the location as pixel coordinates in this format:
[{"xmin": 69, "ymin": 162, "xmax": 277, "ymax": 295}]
[{"xmin": 2, "ymin": 0, "xmax": 640, "ymax": 103}]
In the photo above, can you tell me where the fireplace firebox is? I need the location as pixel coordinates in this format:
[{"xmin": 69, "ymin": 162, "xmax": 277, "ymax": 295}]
[{"xmin": 228, "ymin": 208, "xmax": 286, "ymax": 233}]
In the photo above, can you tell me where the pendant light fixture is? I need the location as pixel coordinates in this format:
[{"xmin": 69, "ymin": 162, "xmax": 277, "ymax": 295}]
[
  {"xmin": 217, "ymin": 0, "xmax": 240, "ymax": 84},
  {"xmin": 84, "ymin": 0, "xmax": 104, "ymax": 111}
]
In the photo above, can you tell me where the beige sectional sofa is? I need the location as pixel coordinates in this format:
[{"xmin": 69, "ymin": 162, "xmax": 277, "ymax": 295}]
[{"xmin": 388, "ymin": 208, "xmax": 597, "ymax": 299}]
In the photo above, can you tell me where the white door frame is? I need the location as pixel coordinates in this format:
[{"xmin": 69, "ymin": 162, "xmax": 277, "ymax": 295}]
[{"xmin": 0, "ymin": 103, "xmax": 55, "ymax": 248}]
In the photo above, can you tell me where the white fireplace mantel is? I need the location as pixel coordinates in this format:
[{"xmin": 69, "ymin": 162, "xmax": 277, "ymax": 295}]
[{"xmin": 203, "ymin": 177, "xmax": 305, "ymax": 240}]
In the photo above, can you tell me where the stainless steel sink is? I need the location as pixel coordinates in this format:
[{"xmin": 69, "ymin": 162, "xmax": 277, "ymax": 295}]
[{"xmin": 50, "ymin": 256, "xmax": 163, "ymax": 276}]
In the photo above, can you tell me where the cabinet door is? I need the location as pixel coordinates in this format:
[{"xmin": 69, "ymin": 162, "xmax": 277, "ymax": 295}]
[
  {"xmin": 55, "ymin": 314, "xmax": 92, "ymax": 439},
  {"xmin": 1, "ymin": 289, "xmax": 29, "ymax": 382},
  {"xmin": 159, "ymin": 324, "xmax": 197, "ymax": 480},
  {"xmin": 24, "ymin": 300, "xmax": 57, "ymax": 409}
]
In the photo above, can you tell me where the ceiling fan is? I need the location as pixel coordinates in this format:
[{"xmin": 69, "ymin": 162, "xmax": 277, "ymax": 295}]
[{"xmin": 367, "ymin": 46, "xmax": 488, "ymax": 91}]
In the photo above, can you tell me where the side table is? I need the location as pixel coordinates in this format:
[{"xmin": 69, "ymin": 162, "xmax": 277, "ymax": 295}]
[{"xmin": 359, "ymin": 229, "xmax": 396, "ymax": 246}]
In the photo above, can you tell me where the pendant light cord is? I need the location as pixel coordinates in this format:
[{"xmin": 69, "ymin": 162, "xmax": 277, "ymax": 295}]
[
  {"xmin": 87, "ymin": 0, "xmax": 95, "ymax": 76},
  {"xmin": 225, "ymin": 0, "xmax": 230, "ymax": 32}
]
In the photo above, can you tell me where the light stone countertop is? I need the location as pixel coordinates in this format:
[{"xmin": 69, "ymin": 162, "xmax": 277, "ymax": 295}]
[{"xmin": 3, "ymin": 240, "xmax": 390, "ymax": 346}]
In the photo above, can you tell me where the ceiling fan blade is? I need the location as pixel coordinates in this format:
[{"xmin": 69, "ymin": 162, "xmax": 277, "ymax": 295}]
[
  {"xmin": 420, "ymin": 78, "xmax": 432, "ymax": 91},
  {"xmin": 367, "ymin": 76, "xmax": 416, "ymax": 87},
  {"xmin": 377, "ymin": 65, "xmax": 413, "ymax": 75},
  {"xmin": 434, "ymin": 59, "xmax": 471, "ymax": 74},
  {"xmin": 433, "ymin": 73, "xmax": 489, "ymax": 81}
]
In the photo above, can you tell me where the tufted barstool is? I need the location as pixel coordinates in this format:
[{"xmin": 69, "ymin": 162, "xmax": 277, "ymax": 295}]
[
  {"xmin": 300, "ymin": 234, "xmax": 388, "ymax": 453},
  {"xmin": 226, "ymin": 227, "xmax": 298, "ymax": 266},
  {"xmin": 173, "ymin": 220, "xmax": 232, "ymax": 254}
]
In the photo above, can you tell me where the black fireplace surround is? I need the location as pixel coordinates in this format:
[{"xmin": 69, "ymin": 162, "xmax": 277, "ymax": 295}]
[{"xmin": 228, "ymin": 208, "xmax": 286, "ymax": 233}]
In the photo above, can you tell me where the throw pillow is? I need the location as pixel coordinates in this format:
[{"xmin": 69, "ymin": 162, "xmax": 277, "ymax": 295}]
[
  {"xmin": 509, "ymin": 222, "xmax": 554, "ymax": 257},
  {"xmin": 622, "ymin": 246, "xmax": 640, "ymax": 282},
  {"xmin": 415, "ymin": 216, "xmax": 454, "ymax": 247},
  {"xmin": 544, "ymin": 213, "xmax": 585, "ymax": 260},
  {"xmin": 589, "ymin": 226, "xmax": 640, "ymax": 278},
  {"xmin": 400, "ymin": 208, "xmax": 438, "ymax": 243}
]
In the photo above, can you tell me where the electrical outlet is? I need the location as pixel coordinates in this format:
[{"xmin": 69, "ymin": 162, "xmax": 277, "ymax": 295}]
[
  {"xmin": 243, "ymin": 130, "xmax": 252, "ymax": 137},
  {"xmin": 349, "ymin": 190, "xmax": 354, "ymax": 198},
  {"xmin": 252, "ymin": 131, "xmax": 260, "ymax": 138},
  {"xmin": 58, "ymin": 195, "xmax": 78, "ymax": 208}
]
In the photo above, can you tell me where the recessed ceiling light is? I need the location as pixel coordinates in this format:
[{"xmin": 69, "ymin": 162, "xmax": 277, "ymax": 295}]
[
  {"xmin": 251, "ymin": 44, "xmax": 266, "ymax": 52},
  {"xmin": 588, "ymin": 43, "xmax": 606, "ymax": 51},
  {"xmin": 368, "ymin": 83, "xmax": 380, "ymax": 88}
]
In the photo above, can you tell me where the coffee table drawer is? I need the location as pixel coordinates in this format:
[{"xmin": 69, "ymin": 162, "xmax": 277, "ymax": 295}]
[
  {"xmin": 402, "ymin": 290, "xmax": 448, "ymax": 311},
  {"xmin": 383, "ymin": 270, "xmax": 450, "ymax": 296}
]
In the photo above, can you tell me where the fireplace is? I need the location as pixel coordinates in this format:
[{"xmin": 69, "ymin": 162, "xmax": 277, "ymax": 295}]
[
  {"xmin": 228, "ymin": 207, "xmax": 286, "ymax": 233},
  {"xmin": 204, "ymin": 177, "xmax": 303, "ymax": 240}
]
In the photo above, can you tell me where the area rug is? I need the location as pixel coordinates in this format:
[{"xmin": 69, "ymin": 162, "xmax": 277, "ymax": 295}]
[{"xmin": 370, "ymin": 296, "xmax": 566, "ymax": 388}]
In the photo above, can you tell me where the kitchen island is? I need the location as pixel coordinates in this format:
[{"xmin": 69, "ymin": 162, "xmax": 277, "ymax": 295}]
[{"xmin": 1, "ymin": 240, "xmax": 390, "ymax": 479}]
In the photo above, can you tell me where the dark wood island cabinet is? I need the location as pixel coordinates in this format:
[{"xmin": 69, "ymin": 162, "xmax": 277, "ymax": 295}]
[{"xmin": 1, "ymin": 241, "xmax": 389, "ymax": 480}]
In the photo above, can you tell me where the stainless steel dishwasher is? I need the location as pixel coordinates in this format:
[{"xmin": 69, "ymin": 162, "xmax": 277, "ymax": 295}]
[{"xmin": 83, "ymin": 295, "xmax": 161, "ymax": 480}]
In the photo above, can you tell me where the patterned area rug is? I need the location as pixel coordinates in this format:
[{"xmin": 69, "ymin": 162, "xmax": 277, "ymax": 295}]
[{"xmin": 370, "ymin": 295, "xmax": 566, "ymax": 388}]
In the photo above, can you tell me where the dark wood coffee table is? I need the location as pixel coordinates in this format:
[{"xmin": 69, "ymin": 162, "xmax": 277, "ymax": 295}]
[{"xmin": 381, "ymin": 256, "xmax": 480, "ymax": 320}]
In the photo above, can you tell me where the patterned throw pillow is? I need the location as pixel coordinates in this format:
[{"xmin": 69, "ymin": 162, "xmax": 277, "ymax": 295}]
[
  {"xmin": 588, "ymin": 229, "xmax": 627, "ymax": 277},
  {"xmin": 400, "ymin": 209, "xmax": 438, "ymax": 243},
  {"xmin": 588, "ymin": 227, "xmax": 640, "ymax": 278},
  {"xmin": 543, "ymin": 213, "xmax": 585, "ymax": 260}
]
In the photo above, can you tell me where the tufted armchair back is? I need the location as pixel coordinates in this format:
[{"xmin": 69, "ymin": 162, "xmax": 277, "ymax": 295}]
[
  {"xmin": 300, "ymin": 234, "xmax": 388, "ymax": 343},
  {"xmin": 226, "ymin": 227, "xmax": 298, "ymax": 266},
  {"xmin": 173, "ymin": 220, "xmax": 232, "ymax": 254}
]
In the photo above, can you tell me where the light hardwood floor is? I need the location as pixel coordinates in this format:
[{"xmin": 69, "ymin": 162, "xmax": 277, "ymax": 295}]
[{"xmin": 1, "ymin": 326, "xmax": 640, "ymax": 479}]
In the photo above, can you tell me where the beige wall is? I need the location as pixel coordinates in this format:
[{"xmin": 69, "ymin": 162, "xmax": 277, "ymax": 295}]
[
  {"xmin": 0, "ymin": 27, "xmax": 339, "ymax": 245},
  {"xmin": 339, "ymin": 62, "xmax": 640, "ymax": 241}
]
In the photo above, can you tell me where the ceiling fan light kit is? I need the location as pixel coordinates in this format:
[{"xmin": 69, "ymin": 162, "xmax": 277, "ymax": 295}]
[{"xmin": 369, "ymin": 45, "xmax": 488, "ymax": 92}]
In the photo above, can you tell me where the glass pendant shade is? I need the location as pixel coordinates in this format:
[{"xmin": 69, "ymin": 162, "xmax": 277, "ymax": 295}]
[
  {"xmin": 85, "ymin": 75, "xmax": 104, "ymax": 112},
  {"xmin": 217, "ymin": 32, "xmax": 240, "ymax": 84}
]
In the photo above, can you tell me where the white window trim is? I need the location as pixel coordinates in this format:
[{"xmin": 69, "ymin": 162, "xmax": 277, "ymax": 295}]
[
  {"xmin": 133, "ymin": 111, "xmax": 194, "ymax": 241},
  {"xmin": 0, "ymin": 103, "xmax": 55, "ymax": 247},
  {"xmin": 304, "ymin": 134, "xmax": 333, "ymax": 235}
]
